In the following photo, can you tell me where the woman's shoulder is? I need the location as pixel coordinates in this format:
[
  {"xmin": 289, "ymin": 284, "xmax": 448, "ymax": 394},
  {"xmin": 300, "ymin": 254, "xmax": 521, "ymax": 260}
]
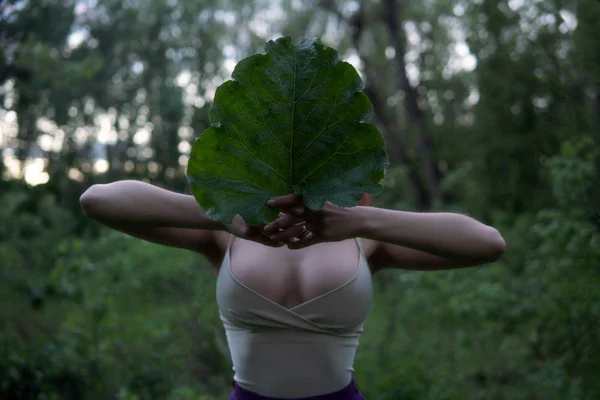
[
  {"xmin": 357, "ymin": 237, "xmax": 379, "ymax": 258},
  {"xmin": 214, "ymin": 230, "xmax": 233, "ymax": 253},
  {"xmin": 214, "ymin": 231, "xmax": 381, "ymax": 266}
]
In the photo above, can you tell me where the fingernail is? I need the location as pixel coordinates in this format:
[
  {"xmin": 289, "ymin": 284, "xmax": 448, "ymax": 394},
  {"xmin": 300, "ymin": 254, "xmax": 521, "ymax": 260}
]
[
  {"xmin": 292, "ymin": 207, "xmax": 303, "ymax": 215},
  {"xmin": 267, "ymin": 199, "xmax": 275, "ymax": 206}
]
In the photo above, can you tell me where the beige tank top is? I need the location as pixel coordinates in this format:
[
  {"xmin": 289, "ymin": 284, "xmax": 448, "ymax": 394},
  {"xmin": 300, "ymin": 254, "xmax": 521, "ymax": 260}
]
[{"xmin": 216, "ymin": 234, "xmax": 373, "ymax": 398}]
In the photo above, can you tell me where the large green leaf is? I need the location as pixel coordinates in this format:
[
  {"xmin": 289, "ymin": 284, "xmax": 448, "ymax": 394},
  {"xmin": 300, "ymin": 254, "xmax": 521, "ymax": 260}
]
[{"xmin": 187, "ymin": 37, "xmax": 389, "ymax": 225}]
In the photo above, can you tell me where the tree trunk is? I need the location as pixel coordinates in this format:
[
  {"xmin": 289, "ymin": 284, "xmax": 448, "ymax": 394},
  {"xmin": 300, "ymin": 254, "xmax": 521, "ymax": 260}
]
[
  {"xmin": 363, "ymin": 84, "xmax": 432, "ymax": 209},
  {"xmin": 381, "ymin": 0, "xmax": 443, "ymax": 207},
  {"xmin": 319, "ymin": 0, "xmax": 433, "ymax": 209}
]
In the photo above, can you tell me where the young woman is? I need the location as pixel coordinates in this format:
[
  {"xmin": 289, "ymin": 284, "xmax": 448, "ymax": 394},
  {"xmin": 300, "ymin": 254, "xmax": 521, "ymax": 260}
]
[{"xmin": 80, "ymin": 180, "xmax": 506, "ymax": 399}]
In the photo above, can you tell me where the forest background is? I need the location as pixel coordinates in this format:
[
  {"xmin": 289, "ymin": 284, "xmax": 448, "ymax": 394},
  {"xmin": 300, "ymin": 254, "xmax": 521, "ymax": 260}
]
[{"xmin": 1, "ymin": 0, "xmax": 599, "ymax": 399}]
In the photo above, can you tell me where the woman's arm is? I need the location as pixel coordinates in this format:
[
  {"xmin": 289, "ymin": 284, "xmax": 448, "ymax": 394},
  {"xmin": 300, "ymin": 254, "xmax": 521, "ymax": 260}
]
[
  {"xmin": 79, "ymin": 181, "xmax": 227, "ymax": 254},
  {"xmin": 353, "ymin": 207, "xmax": 506, "ymax": 270},
  {"xmin": 80, "ymin": 180, "xmax": 283, "ymax": 255},
  {"xmin": 262, "ymin": 194, "xmax": 505, "ymax": 270},
  {"xmin": 80, "ymin": 180, "xmax": 226, "ymax": 230}
]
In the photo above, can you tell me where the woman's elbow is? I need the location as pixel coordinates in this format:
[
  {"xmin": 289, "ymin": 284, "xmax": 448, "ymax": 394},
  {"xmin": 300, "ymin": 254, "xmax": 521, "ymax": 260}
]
[
  {"xmin": 486, "ymin": 228, "xmax": 507, "ymax": 262},
  {"xmin": 79, "ymin": 184, "xmax": 104, "ymax": 218}
]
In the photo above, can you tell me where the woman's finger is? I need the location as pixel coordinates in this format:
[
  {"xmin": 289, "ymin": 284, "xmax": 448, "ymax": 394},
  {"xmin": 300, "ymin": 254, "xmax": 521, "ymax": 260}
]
[
  {"xmin": 263, "ymin": 213, "xmax": 305, "ymax": 235},
  {"xmin": 269, "ymin": 224, "xmax": 306, "ymax": 243},
  {"xmin": 266, "ymin": 194, "xmax": 303, "ymax": 208},
  {"xmin": 287, "ymin": 234, "xmax": 320, "ymax": 250},
  {"xmin": 288, "ymin": 206, "xmax": 305, "ymax": 217},
  {"xmin": 249, "ymin": 229, "xmax": 285, "ymax": 247},
  {"xmin": 304, "ymin": 221, "xmax": 323, "ymax": 234}
]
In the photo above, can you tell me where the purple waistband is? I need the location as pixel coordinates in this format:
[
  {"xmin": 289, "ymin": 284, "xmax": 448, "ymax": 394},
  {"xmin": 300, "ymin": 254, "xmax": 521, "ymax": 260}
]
[{"xmin": 229, "ymin": 379, "xmax": 365, "ymax": 400}]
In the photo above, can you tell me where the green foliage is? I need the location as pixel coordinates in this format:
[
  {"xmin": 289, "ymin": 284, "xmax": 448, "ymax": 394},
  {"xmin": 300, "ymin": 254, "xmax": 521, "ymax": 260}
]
[
  {"xmin": 0, "ymin": 187, "xmax": 230, "ymax": 399},
  {"xmin": 2, "ymin": 136, "xmax": 598, "ymax": 399},
  {"xmin": 2, "ymin": 0, "xmax": 600, "ymax": 398},
  {"xmin": 188, "ymin": 37, "xmax": 388, "ymax": 225},
  {"xmin": 0, "ymin": 340, "xmax": 87, "ymax": 400}
]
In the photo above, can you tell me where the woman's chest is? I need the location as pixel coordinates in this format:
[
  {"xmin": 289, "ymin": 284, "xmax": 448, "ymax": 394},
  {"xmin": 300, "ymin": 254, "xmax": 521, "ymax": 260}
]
[{"xmin": 227, "ymin": 240, "xmax": 365, "ymax": 309}]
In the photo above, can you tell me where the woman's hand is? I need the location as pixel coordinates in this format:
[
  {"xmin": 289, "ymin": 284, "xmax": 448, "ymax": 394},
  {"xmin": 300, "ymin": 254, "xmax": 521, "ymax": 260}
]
[
  {"xmin": 227, "ymin": 215, "xmax": 285, "ymax": 248},
  {"xmin": 263, "ymin": 194, "xmax": 361, "ymax": 249}
]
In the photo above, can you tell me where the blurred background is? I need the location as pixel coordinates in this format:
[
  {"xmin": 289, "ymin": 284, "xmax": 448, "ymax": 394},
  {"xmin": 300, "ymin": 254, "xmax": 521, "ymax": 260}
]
[{"xmin": 1, "ymin": 0, "xmax": 599, "ymax": 398}]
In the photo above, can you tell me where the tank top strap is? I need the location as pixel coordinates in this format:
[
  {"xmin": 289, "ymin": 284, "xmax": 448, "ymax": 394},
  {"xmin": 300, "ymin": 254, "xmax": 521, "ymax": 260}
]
[
  {"xmin": 354, "ymin": 237, "xmax": 365, "ymax": 256},
  {"xmin": 227, "ymin": 233, "xmax": 236, "ymax": 253}
]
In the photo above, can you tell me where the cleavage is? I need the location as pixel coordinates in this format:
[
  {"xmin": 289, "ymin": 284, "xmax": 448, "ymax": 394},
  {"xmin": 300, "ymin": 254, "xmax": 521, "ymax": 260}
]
[{"xmin": 228, "ymin": 239, "xmax": 361, "ymax": 309}]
